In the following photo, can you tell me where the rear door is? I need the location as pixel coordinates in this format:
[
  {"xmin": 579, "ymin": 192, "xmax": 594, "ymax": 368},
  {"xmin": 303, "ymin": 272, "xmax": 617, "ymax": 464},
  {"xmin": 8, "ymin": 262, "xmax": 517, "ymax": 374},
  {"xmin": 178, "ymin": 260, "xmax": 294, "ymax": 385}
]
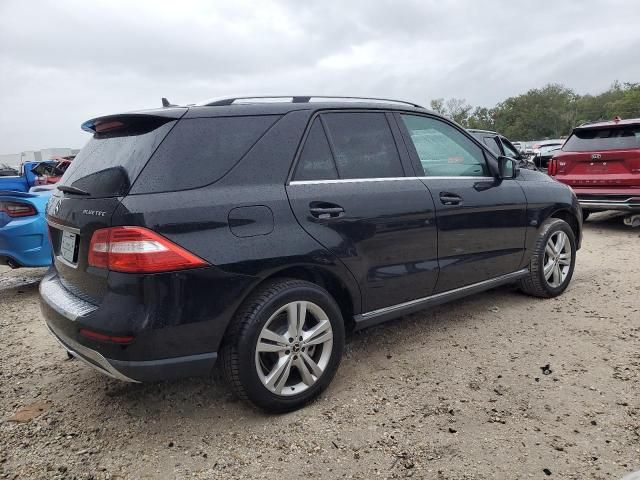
[
  {"xmin": 396, "ymin": 113, "xmax": 527, "ymax": 293},
  {"xmin": 286, "ymin": 111, "xmax": 438, "ymax": 312},
  {"xmin": 46, "ymin": 115, "xmax": 181, "ymax": 304}
]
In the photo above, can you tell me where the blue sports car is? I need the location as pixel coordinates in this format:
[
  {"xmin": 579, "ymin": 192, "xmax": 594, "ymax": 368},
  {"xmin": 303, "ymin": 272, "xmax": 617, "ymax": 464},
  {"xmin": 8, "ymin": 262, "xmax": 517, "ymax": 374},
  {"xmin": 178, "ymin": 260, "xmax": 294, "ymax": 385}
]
[{"xmin": 0, "ymin": 188, "xmax": 53, "ymax": 268}]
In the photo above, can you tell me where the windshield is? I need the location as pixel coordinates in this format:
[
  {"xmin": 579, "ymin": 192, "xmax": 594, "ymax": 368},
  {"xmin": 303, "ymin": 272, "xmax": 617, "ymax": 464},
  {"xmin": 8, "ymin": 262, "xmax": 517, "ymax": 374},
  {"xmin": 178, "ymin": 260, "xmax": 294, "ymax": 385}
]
[{"xmin": 563, "ymin": 125, "xmax": 640, "ymax": 152}]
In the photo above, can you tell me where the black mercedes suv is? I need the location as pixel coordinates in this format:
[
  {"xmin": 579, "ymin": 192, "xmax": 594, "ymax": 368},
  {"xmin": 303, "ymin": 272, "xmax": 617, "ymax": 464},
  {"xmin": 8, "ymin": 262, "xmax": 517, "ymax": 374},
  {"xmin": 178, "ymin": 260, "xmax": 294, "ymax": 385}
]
[{"xmin": 40, "ymin": 96, "xmax": 582, "ymax": 412}]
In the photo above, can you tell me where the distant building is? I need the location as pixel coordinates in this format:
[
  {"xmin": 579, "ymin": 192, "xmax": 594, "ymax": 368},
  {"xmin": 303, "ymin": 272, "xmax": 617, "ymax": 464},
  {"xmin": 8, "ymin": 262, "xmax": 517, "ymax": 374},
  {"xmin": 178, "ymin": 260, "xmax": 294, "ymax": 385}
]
[{"xmin": 0, "ymin": 148, "xmax": 78, "ymax": 168}]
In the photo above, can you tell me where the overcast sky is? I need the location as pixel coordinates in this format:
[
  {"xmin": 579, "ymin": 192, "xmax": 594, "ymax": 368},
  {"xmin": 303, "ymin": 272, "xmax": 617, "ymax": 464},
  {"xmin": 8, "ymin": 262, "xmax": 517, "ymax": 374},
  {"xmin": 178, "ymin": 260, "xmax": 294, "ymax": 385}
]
[{"xmin": 1, "ymin": 0, "xmax": 639, "ymax": 153}]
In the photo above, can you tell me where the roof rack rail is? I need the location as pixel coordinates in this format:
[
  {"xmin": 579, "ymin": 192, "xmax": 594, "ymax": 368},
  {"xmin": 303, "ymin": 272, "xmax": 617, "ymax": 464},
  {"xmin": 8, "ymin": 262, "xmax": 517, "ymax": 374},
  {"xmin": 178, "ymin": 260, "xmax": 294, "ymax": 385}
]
[{"xmin": 197, "ymin": 95, "xmax": 424, "ymax": 109}]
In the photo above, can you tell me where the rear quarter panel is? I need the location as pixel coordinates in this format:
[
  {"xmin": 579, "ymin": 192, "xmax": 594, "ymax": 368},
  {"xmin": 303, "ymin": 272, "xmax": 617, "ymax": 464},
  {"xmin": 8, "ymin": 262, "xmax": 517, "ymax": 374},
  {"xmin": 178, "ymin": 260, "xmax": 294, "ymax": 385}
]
[{"xmin": 113, "ymin": 110, "xmax": 362, "ymax": 352}]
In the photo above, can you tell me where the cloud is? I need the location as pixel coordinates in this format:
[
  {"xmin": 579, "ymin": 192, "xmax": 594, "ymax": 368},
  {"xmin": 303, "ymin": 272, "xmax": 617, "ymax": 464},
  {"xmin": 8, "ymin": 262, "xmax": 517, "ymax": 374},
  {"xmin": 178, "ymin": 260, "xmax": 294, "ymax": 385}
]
[{"xmin": 0, "ymin": 0, "xmax": 638, "ymax": 152}]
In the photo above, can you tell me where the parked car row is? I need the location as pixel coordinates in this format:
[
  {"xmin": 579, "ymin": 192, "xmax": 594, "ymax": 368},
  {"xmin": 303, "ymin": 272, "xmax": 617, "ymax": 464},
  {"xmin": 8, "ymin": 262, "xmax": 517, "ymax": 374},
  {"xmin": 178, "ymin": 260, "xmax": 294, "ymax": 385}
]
[
  {"xmin": 0, "ymin": 163, "xmax": 20, "ymax": 177},
  {"xmin": 549, "ymin": 117, "xmax": 640, "ymax": 222},
  {"xmin": 0, "ymin": 188, "xmax": 54, "ymax": 268},
  {"xmin": 531, "ymin": 140, "xmax": 565, "ymax": 170},
  {"xmin": 467, "ymin": 129, "xmax": 537, "ymax": 170},
  {"xmin": 0, "ymin": 157, "xmax": 72, "ymax": 268},
  {"xmin": 3, "ymin": 96, "xmax": 636, "ymax": 413}
]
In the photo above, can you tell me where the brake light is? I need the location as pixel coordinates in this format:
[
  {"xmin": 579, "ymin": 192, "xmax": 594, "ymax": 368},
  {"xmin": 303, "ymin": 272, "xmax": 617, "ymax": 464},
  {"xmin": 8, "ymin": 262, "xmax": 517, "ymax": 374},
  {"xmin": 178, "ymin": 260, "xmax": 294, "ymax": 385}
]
[
  {"xmin": 88, "ymin": 226, "xmax": 208, "ymax": 273},
  {"xmin": 548, "ymin": 158, "xmax": 558, "ymax": 176},
  {"xmin": 0, "ymin": 201, "xmax": 37, "ymax": 217}
]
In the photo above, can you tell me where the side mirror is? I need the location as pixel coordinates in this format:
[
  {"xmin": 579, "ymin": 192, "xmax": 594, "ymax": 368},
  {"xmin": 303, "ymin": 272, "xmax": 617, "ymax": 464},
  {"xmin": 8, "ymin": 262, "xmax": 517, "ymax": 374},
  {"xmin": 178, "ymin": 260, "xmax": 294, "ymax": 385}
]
[{"xmin": 498, "ymin": 156, "xmax": 518, "ymax": 180}]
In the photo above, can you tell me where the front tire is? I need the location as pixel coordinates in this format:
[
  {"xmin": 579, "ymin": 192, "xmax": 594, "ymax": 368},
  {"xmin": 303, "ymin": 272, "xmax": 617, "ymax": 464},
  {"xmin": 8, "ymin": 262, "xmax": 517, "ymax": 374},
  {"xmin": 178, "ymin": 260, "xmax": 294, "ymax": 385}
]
[
  {"xmin": 519, "ymin": 218, "xmax": 576, "ymax": 298},
  {"xmin": 221, "ymin": 279, "xmax": 345, "ymax": 413}
]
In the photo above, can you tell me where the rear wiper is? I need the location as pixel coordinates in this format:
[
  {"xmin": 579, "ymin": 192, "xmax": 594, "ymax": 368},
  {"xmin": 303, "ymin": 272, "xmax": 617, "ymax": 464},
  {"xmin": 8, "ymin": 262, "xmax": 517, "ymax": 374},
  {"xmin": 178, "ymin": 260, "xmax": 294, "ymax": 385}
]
[{"xmin": 57, "ymin": 185, "xmax": 90, "ymax": 196}]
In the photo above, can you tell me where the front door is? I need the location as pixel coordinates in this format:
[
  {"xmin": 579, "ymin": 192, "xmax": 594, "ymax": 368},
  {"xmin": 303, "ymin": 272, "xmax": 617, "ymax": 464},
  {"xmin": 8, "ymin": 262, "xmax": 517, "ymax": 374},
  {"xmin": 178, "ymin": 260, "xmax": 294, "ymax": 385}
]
[
  {"xmin": 286, "ymin": 112, "xmax": 438, "ymax": 312},
  {"xmin": 396, "ymin": 113, "xmax": 527, "ymax": 293}
]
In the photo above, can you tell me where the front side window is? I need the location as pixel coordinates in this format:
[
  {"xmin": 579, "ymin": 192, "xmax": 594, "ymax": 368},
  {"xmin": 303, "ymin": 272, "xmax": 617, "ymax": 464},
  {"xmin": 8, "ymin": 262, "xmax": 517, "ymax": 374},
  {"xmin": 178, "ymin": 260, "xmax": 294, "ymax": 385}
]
[
  {"xmin": 401, "ymin": 115, "xmax": 489, "ymax": 177},
  {"xmin": 500, "ymin": 138, "xmax": 520, "ymax": 158},
  {"xmin": 321, "ymin": 112, "xmax": 404, "ymax": 179}
]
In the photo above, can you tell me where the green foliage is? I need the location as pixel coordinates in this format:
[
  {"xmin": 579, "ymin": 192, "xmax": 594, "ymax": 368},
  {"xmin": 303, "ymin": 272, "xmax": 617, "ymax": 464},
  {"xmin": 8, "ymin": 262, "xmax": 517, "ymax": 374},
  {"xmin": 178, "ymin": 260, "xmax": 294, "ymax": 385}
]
[{"xmin": 431, "ymin": 81, "xmax": 640, "ymax": 140}]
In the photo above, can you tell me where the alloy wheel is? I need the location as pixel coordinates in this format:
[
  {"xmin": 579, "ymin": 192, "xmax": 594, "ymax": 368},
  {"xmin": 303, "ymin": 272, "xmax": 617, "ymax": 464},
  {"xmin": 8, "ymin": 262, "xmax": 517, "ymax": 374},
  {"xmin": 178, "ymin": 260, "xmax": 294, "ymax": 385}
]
[
  {"xmin": 543, "ymin": 230, "xmax": 572, "ymax": 288},
  {"xmin": 255, "ymin": 301, "xmax": 334, "ymax": 396}
]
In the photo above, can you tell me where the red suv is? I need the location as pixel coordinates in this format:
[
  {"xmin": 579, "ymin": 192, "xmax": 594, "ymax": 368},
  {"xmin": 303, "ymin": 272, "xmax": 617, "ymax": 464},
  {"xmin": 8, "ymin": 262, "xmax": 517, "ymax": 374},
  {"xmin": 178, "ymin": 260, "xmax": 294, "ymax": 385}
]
[{"xmin": 550, "ymin": 117, "xmax": 640, "ymax": 219}]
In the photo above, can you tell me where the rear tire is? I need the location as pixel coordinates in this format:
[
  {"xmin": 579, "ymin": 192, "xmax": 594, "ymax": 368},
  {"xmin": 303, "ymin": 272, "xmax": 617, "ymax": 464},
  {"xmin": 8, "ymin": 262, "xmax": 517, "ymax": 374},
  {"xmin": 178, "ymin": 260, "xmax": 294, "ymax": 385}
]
[
  {"xmin": 221, "ymin": 279, "xmax": 345, "ymax": 413},
  {"xmin": 519, "ymin": 218, "xmax": 576, "ymax": 298}
]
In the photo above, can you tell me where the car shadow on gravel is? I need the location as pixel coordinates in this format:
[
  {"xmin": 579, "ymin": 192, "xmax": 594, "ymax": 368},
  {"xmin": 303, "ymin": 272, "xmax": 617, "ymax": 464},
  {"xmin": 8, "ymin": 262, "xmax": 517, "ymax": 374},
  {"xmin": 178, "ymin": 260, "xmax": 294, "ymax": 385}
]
[
  {"xmin": 0, "ymin": 267, "xmax": 47, "ymax": 293},
  {"xmin": 57, "ymin": 284, "xmax": 530, "ymax": 424},
  {"xmin": 585, "ymin": 211, "xmax": 637, "ymax": 232}
]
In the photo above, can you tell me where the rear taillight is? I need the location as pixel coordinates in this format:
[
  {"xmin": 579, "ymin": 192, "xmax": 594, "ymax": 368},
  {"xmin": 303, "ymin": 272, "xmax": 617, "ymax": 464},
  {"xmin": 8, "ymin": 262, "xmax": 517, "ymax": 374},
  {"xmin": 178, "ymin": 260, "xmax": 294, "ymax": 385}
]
[
  {"xmin": 548, "ymin": 158, "xmax": 558, "ymax": 176},
  {"xmin": 0, "ymin": 201, "xmax": 37, "ymax": 217},
  {"xmin": 88, "ymin": 226, "xmax": 208, "ymax": 273}
]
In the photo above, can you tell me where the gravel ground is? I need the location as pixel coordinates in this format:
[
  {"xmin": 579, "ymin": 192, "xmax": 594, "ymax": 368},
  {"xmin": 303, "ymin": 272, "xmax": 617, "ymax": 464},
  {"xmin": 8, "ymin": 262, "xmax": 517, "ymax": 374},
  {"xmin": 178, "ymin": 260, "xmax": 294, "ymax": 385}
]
[{"xmin": 1, "ymin": 212, "xmax": 639, "ymax": 480}]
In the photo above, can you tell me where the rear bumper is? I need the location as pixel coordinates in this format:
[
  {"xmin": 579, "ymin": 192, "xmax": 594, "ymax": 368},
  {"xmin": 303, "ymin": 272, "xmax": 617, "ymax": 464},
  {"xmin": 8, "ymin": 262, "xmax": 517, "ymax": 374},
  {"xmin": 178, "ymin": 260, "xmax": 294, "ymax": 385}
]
[
  {"xmin": 577, "ymin": 194, "xmax": 640, "ymax": 211},
  {"xmin": 39, "ymin": 271, "xmax": 225, "ymax": 382},
  {"xmin": 0, "ymin": 214, "xmax": 52, "ymax": 267},
  {"xmin": 46, "ymin": 320, "xmax": 217, "ymax": 382}
]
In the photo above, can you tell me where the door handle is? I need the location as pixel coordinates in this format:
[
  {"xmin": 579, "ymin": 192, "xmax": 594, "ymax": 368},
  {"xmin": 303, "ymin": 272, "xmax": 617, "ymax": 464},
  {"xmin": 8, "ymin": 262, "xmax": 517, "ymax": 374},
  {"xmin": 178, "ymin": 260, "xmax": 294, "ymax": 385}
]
[
  {"xmin": 309, "ymin": 202, "xmax": 345, "ymax": 219},
  {"xmin": 439, "ymin": 192, "xmax": 462, "ymax": 205}
]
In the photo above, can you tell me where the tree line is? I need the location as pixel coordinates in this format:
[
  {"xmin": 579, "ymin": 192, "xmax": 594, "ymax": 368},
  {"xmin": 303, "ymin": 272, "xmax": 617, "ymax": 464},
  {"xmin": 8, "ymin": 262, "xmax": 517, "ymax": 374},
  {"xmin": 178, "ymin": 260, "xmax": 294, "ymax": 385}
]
[{"xmin": 430, "ymin": 81, "xmax": 640, "ymax": 141}]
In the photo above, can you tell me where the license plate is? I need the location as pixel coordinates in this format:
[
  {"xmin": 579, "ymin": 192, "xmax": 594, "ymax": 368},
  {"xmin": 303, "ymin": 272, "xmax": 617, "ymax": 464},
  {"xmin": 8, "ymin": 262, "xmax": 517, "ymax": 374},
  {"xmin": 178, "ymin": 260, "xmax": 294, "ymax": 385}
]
[
  {"xmin": 587, "ymin": 163, "xmax": 608, "ymax": 174},
  {"xmin": 60, "ymin": 231, "xmax": 77, "ymax": 264}
]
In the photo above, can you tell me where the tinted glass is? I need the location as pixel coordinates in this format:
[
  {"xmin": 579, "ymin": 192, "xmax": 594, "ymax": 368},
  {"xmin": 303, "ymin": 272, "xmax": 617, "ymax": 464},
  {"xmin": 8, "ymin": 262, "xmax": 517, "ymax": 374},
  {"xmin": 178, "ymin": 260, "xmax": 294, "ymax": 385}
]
[
  {"xmin": 132, "ymin": 115, "xmax": 280, "ymax": 193},
  {"xmin": 60, "ymin": 120, "xmax": 175, "ymax": 198},
  {"xmin": 563, "ymin": 126, "xmax": 640, "ymax": 152},
  {"xmin": 500, "ymin": 138, "xmax": 520, "ymax": 158},
  {"xmin": 483, "ymin": 136, "xmax": 502, "ymax": 156},
  {"xmin": 321, "ymin": 113, "xmax": 403, "ymax": 179},
  {"xmin": 294, "ymin": 119, "xmax": 338, "ymax": 181},
  {"xmin": 401, "ymin": 115, "xmax": 489, "ymax": 177}
]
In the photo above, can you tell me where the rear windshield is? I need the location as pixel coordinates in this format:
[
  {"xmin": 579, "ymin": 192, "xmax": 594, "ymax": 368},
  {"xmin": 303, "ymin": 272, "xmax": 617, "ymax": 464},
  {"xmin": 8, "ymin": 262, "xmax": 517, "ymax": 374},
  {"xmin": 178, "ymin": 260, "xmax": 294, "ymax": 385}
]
[
  {"xmin": 59, "ymin": 119, "xmax": 175, "ymax": 198},
  {"xmin": 130, "ymin": 115, "xmax": 280, "ymax": 194},
  {"xmin": 563, "ymin": 126, "xmax": 640, "ymax": 152}
]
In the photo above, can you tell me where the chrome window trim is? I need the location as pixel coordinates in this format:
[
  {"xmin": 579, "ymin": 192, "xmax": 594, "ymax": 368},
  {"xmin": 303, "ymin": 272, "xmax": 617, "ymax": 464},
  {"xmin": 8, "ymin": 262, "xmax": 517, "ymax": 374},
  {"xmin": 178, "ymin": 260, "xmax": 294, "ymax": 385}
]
[{"xmin": 289, "ymin": 176, "xmax": 495, "ymax": 186}]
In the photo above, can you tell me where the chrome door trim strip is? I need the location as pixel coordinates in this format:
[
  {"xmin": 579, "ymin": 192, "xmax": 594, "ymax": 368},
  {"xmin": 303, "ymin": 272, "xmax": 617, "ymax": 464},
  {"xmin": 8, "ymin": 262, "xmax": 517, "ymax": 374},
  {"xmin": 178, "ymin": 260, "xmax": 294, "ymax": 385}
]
[
  {"xmin": 289, "ymin": 176, "xmax": 495, "ymax": 186},
  {"xmin": 354, "ymin": 268, "xmax": 529, "ymax": 328}
]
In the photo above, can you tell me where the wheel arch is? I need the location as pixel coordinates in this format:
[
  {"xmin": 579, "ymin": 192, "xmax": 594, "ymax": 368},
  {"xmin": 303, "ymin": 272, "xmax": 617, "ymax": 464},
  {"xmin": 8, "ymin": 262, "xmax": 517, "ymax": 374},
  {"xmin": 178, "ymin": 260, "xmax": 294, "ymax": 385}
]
[
  {"xmin": 549, "ymin": 208, "xmax": 581, "ymax": 248},
  {"xmin": 261, "ymin": 265, "xmax": 358, "ymax": 332},
  {"xmin": 224, "ymin": 264, "xmax": 359, "ymax": 340}
]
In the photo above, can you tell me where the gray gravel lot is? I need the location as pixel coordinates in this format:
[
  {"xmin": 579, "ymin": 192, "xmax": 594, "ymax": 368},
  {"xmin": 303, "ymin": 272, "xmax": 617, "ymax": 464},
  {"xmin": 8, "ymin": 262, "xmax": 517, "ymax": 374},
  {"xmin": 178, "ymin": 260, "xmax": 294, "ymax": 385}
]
[{"xmin": 1, "ymin": 213, "xmax": 639, "ymax": 480}]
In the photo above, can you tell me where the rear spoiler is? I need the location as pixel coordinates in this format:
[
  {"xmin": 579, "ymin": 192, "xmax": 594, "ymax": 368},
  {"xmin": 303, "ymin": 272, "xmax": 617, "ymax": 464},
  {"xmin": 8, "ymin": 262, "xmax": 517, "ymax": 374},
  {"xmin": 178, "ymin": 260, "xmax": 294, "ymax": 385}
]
[
  {"xmin": 0, "ymin": 190, "xmax": 43, "ymax": 199},
  {"xmin": 81, "ymin": 109, "xmax": 188, "ymax": 134}
]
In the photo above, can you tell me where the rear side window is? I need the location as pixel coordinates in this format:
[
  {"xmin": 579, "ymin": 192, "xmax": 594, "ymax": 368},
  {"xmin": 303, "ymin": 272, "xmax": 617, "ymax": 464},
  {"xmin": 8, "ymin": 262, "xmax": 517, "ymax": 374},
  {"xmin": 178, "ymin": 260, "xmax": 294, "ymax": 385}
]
[
  {"xmin": 294, "ymin": 119, "xmax": 338, "ymax": 181},
  {"xmin": 321, "ymin": 112, "xmax": 404, "ymax": 179},
  {"xmin": 401, "ymin": 115, "xmax": 489, "ymax": 177},
  {"xmin": 131, "ymin": 115, "xmax": 280, "ymax": 193},
  {"xmin": 60, "ymin": 120, "xmax": 175, "ymax": 198},
  {"xmin": 563, "ymin": 126, "xmax": 640, "ymax": 152}
]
